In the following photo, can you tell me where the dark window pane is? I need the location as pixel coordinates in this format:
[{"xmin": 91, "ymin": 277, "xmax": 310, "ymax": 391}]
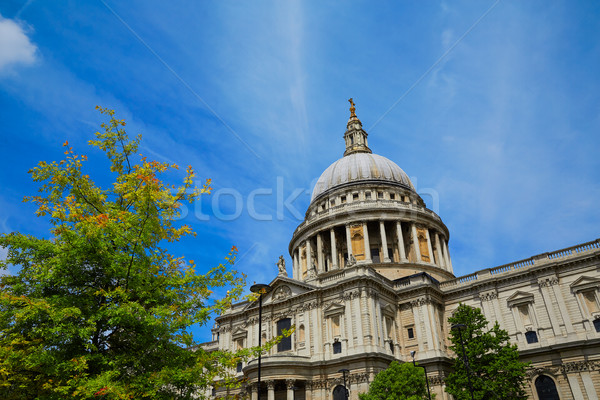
[
  {"xmin": 525, "ymin": 331, "xmax": 538, "ymax": 344},
  {"xmin": 371, "ymin": 248, "xmax": 380, "ymax": 263},
  {"xmin": 535, "ymin": 375, "xmax": 560, "ymax": 400},
  {"xmin": 594, "ymin": 319, "xmax": 600, "ymax": 332},
  {"xmin": 333, "ymin": 341, "xmax": 342, "ymax": 354},
  {"xmin": 236, "ymin": 362, "xmax": 242, "ymax": 373},
  {"xmin": 407, "ymin": 328, "xmax": 414, "ymax": 339},
  {"xmin": 277, "ymin": 318, "xmax": 292, "ymax": 352}
]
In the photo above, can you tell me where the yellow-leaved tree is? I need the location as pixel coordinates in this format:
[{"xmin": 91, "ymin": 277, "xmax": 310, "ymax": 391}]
[{"xmin": 0, "ymin": 108, "xmax": 260, "ymax": 399}]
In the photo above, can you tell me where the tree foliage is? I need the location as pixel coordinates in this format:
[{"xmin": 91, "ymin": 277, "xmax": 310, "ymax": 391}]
[
  {"xmin": 0, "ymin": 108, "xmax": 255, "ymax": 399},
  {"xmin": 359, "ymin": 361, "xmax": 432, "ymax": 400},
  {"xmin": 446, "ymin": 304, "xmax": 529, "ymax": 400}
]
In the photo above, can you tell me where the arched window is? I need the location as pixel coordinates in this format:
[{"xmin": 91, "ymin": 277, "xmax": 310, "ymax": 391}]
[
  {"xmin": 277, "ymin": 318, "xmax": 292, "ymax": 352},
  {"xmin": 535, "ymin": 375, "xmax": 560, "ymax": 400},
  {"xmin": 332, "ymin": 385, "xmax": 347, "ymax": 400}
]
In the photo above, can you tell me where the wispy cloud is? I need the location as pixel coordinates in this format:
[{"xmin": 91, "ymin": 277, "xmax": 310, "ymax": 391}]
[{"xmin": 0, "ymin": 15, "xmax": 37, "ymax": 72}]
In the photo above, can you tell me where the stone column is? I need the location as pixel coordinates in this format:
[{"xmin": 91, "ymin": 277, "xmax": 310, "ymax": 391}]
[
  {"xmin": 345, "ymin": 225, "xmax": 353, "ymax": 259},
  {"xmin": 425, "ymin": 229, "xmax": 435, "ymax": 265},
  {"xmin": 434, "ymin": 232, "xmax": 446, "ymax": 269},
  {"xmin": 251, "ymin": 383, "xmax": 258, "ymax": 400},
  {"xmin": 267, "ymin": 381, "xmax": 275, "ymax": 400},
  {"xmin": 330, "ymin": 228, "xmax": 338, "ymax": 270},
  {"xmin": 317, "ymin": 233, "xmax": 324, "ymax": 273},
  {"xmin": 354, "ymin": 292, "xmax": 364, "ymax": 346},
  {"xmin": 550, "ymin": 279, "xmax": 574, "ymax": 334},
  {"xmin": 538, "ymin": 278, "xmax": 562, "ymax": 337},
  {"xmin": 380, "ymin": 221, "xmax": 390, "ymax": 262},
  {"xmin": 286, "ymin": 380, "xmax": 296, "ymax": 400},
  {"xmin": 305, "ymin": 381, "xmax": 313, "ymax": 400},
  {"xmin": 293, "ymin": 249, "xmax": 299, "ymax": 279},
  {"xmin": 306, "ymin": 238, "xmax": 313, "ymax": 275},
  {"xmin": 363, "ymin": 222, "xmax": 371, "ymax": 261},
  {"xmin": 581, "ymin": 372, "xmax": 599, "ymax": 400},
  {"xmin": 411, "ymin": 223, "xmax": 422, "ymax": 262},
  {"xmin": 443, "ymin": 239, "xmax": 453, "ymax": 273},
  {"xmin": 344, "ymin": 293, "xmax": 353, "ymax": 348},
  {"xmin": 396, "ymin": 221, "xmax": 407, "ymax": 261}
]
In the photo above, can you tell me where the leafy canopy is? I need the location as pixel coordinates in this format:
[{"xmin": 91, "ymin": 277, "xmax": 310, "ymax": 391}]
[
  {"xmin": 359, "ymin": 361, "xmax": 433, "ymax": 400},
  {"xmin": 0, "ymin": 108, "xmax": 255, "ymax": 399},
  {"xmin": 446, "ymin": 304, "xmax": 529, "ymax": 400}
]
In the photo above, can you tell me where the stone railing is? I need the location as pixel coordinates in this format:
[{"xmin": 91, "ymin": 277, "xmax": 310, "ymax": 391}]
[{"xmin": 440, "ymin": 238, "xmax": 600, "ymax": 290}]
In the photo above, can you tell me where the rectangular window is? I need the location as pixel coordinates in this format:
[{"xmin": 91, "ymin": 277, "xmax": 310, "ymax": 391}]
[
  {"xmin": 583, "ymin": 290, "xmax": 599, "ymax": 313},
  {"xmin": 277, "ymin": 318, "xmax": 292, "ymax": 352},
  {"xmin": 353, "ymin": 193, "xmax": 359, "ymax": 201},
  {"xmin": 390, "ymin": 193, "xmax": 395, "ymax": 200},
  {"xmin": 236, "ymin": 362, "xmax": 243, "ymax": 373},
  {"xmin": 407, "ymin": 327, "xmax": 414, "ymax": 339},
  {"xmin": 594, "ymin": 319, "xmax": 600, "ymax": 332},
  {"xmin": 378, "ymin": 191, "xmax": 383, "ymax": 199},
  {"xmin": 331, "ymin": 315, "xmax": 341, "ymax": 337},
  {"xmin": 333, "ymin": 341, "xmax": 342, "ymax": 354},
  {"xmin": 340, "ymin": 195, "xmax": 346, "ymax": 204},
  {"xmin": 365, "ymin": 192, "xmax": 371, "ymax": 199},
  {"xmin": 371, "ymin": 248, "xmax": 380, "ymax": 263},
  {"xmin": 331, "ymin": 200, "xmax": 335, "ymax": 207},
  {"xmin": 518, "ymin": 305, "xmax": 532, "ymax": 326},
  {"xmin": 525, "ymin": 330, "xmax": 538, "ymax": 344}
]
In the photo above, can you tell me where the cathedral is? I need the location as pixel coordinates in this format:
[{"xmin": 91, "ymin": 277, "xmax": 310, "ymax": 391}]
[{"xmin": 204, "ymin": 102, "xmax": 600, "ymax": 400}]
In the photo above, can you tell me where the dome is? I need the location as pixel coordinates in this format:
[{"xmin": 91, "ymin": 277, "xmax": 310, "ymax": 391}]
[{"xmin": 311, "ymin": 152, "xmax": 415, "ymax": 201}]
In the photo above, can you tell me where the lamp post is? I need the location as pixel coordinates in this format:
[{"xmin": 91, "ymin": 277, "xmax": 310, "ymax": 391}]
[
  {"xmin": 251, "ymin": 283, "xmax": 271, "ymax": 400},
  {"xmin": 338, "ymin": 369, "xmax": 350, "ymax": 399},
  {"xmin": 410, "ymin": 351, "xmax": 431, "ymax": 400},
  {"xmin": 451, "ymin": 323, "xmax": 475, "ymax": 400}
]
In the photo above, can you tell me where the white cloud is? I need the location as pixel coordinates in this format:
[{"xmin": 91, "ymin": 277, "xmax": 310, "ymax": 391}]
[{"xmin": 0, "ymin": 15, "xmax": 37, "ymax": 72}]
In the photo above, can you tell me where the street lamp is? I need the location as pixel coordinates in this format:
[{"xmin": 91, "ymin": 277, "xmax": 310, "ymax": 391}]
[
  {"xmin": 451, "ymin": 323, "xmax": 475, "ymax": 400},
  {"xmin": 251, "ymin": 283, "xmax": 272, "ymax": 400},
  {"xmin": 410, "ymin": 351, "xmax": 431, "ymax": 400},
  {"xmin": 338, "ymin": 369, "xmax": 350, "ymax": 399}
]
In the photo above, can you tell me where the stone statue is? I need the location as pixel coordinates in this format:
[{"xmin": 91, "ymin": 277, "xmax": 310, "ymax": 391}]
[
  {"xmin": 346, "ymin": 254, "xmax": 357, "ymax": 267},
  {"xmin": 277, "ymin": 255, "xmax": 287, "ymax": 277}
]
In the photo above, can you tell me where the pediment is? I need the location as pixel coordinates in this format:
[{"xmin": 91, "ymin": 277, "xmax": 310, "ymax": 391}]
[
  {"xmin": 506, "ymin": 291, "xmax": 535, "ymax": 307},
  {"xmin": 323, "ymin": 300, "xmax": 345, "ymax": 316},
  {"xmin": 246, "ymin": 277, "xmax": 316, "ymax": 310},
  {"xmin": 232, "ymin": 326, "xmax": 247, "ymax": 339},
  {"xmin": 570, "ymin": 276, "xmax": 600, "ymax": 293},
  {"xmin": 381, "ymin": 303, "xmax": 395, "ymax": 315}
]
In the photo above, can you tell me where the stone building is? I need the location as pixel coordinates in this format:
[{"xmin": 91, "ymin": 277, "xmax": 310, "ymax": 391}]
[{"xmin": 204, "ymin": 103, "xmax": 600, "ymax": 400}]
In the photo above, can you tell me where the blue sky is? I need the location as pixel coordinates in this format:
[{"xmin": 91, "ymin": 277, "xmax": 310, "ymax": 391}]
[{"xmin": 1, "ymin": 1, "xmax": 599, "ymax": 341}]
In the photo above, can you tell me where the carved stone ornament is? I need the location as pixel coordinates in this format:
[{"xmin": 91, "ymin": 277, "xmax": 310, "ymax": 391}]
[
  {"xmin": 538, "ymin": 275, "xmax": 559, "ymax": 287},
  {"xmin": 479, "ymin": 290, "xmax": 498, "ymax": 302},
  {"xmin": 428, "ymin": 375, "xmax": 445, "ymax": 386},
  {"xmin": 286, "ymin": 379, "xmax": 296, "ymax": 390},
  {"xmin": 273, "ymin": 285, "xmax": 292, "ymax": 300}
]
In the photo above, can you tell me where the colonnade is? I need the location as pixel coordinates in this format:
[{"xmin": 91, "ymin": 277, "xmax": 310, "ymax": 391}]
[{"xmin": 292, "ymin": 220, "xmax": 453, "ymax": 279}]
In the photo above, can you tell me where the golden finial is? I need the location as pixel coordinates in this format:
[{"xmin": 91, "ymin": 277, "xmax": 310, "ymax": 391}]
[{"xmin": 348, "ymin": 98, "xmax": 356, "ymax": 117}]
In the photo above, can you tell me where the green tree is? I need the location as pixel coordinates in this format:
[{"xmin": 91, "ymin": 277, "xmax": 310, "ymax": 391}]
[
  {"xmin": 0, "ymin": 108, "xmax": 256, "ymax": 399},
  {"xmin": 446, "ymin": 304, "xmax": 529, "ymax": 400},
  {"xmin": 359, "ymin": 361, "xmax": 432, "ymax": 400}
]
